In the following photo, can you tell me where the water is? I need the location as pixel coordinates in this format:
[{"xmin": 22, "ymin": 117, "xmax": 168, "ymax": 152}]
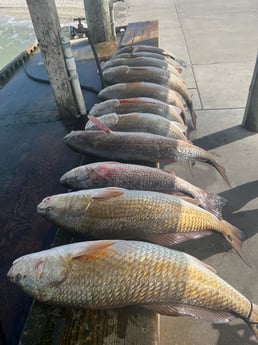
[{"xmin": 0, "ymin": 15, "xmax": 35, "ymax": 70}]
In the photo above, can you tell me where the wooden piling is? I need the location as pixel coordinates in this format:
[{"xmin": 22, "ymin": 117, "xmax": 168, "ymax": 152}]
[
  {"xmin": 242, "ymin": 53, "xmax": 258, "ymax": 132},
  {"xmin": 26, "ymin": 0, "xmax": 79, "ymax": 118},
  {"xmin": 83, "ymin": 0, "xmax": 115, "ymax": 44}
]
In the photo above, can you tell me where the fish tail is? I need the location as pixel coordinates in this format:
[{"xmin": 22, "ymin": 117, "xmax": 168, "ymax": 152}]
[
  {"xmin": 187, "ymin": 101, "xmax": 197, "ymax": 129},
  {"xmin": 246, "ymin": 303, "xmax": 258, "ymax": 341},
  {"xmin": 197, "ymin": 149, "xmax": 231, "ymax": 187},
  {"xmin": 220, "ymin": 219, "xmax": 249, "ymax": 266},
  {"xmin": 213, "ymin": 160, "xmax": 231, "ymax": 187},
  {"xmin": 199, "ymin": 192, "xmax": 227, "ymax": 219}
]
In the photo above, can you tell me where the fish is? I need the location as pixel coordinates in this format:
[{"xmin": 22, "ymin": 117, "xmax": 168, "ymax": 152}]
[
  {"xmin": 7, "ymin": 240, "xmax": 258, "ymax": 341},
  {"xmin": 59, "ymin": 161, "xmax": 227, "ymax": 219},
  {"xmin": 102, "ymin": 66, "xmax": 195, "ymax": 125},
  {"xmin": 101, "ymin": 56, "xmax": 183, "ymax": 77},
  {"xmin": 85, "ymin": 113, "xmax": 188, "ymax": 141},
  {"xmin": 64, "ymin": 116, "xmax": 231, "ymax": 186},
  {"xmin": 116, "ymin": 44, "xmax": 188, "ymax": 68},
  {"xmin": 89, "ymin": 97, "xmax": 186, "ymax": 125},
  {"xmin": 98, "ymin": 82, "xmax": 195, "ymax": 128},
  {"xmin": 39, "ymin": 186, "xmax": 246, "ymax": 262}
]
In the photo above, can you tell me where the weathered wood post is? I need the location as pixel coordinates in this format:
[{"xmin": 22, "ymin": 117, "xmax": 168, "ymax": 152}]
[
  {"xmin": 83, "ymin": 0, "xmax": 115, "ymax": 43},
  {"xmin": 26, "ymin": 0, "xmax": 79, "ymax": 118},
  {"xmin": 242, "ymin": 54, "xmax": 258, "ymax": 132}
]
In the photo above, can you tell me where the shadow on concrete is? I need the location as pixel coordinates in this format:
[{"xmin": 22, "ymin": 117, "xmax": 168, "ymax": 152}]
[
  {"xmin": 175, "ymin": 180, "xmax": 258, "ymax": 261},
  {"xmin": 193, "ymin": 125, "xmax": 256, "ymax": 150},
  {"xmin": 212, "ymin": 323, "xmax": 257, "ymax": 345}
]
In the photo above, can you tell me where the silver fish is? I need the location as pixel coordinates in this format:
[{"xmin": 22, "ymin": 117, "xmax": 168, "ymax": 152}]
[
  {"xmin": 85, "ymin": 113, "xmax": 188, "ymax": 141},
  {"xmin": 98, "ymin": 82, "xmax": 194, "ymax": 128},
  {"xmin": 116, "ymin": 44, "xmax": 188, "ymax": 67},
  {"xmin": 89, "ymin": 97, "xmax": 186, "ymax": 125},
  {"xmin": 64, "ymin": 119, "xmax": 230, "ymax": 187},
  {"xmin": 102, "ymin": 66, "xmax": 195, "ymax": 124},
  {"xmin": 59, "ymin": 161, "xmax": 227, "ymax": 218},
  {"xmin": 102, "ymin": 56, "xmax": 182, "ymax": 77}
]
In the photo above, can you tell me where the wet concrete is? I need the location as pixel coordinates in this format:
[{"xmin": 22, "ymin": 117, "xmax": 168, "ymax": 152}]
[{"xmin": 0, "ymin": 41, "xmax": 101, "ymax": 345}]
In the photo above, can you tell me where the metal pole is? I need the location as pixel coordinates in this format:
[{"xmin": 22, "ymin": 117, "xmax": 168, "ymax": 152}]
[{"xmin": 60, "ymin": 30, "xmax": 87, "ymax": 116}]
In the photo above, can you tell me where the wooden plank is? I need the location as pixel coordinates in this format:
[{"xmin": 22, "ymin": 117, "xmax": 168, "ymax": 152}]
[
  {"xmin": 26, "ymin": 0, "xmax": 79, "ymax": 118},
  {"xmin": 242, "ymin": 53, "xmax": 258, "ymax": 132},
  {"xmin": 121, "ymin": 20, "xmax": 159, "ymax": 47},
  {"xmin": 20, "ymin": 301, "xmax": 160, "ymax": 345}
]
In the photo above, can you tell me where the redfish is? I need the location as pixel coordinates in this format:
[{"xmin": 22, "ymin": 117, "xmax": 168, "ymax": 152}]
[
  {"xmin": 36, "ymin": 187, "xmax": 246, "ymax": 262},
  {"xmin": 116, "ymin": 44, "xmax": 188, "ymax": 67},
  {"xmin": 59, "ymin": 162, "xmax": 227, "ymax": 219},
  {"xmin": 89, "ymin": 97, "xmax": 186, "ymax": 125},
  {"xmin": 7, "ymin": 240, "xmax": 258, "ymax": 340},
  {"xmin": 102, "ymin": 56, "xmax": 182, "ymax": 77},
  {"xmin": 85, "ymin": 113, "xmax": 188, "ymax": 141},
  {"xmin": 98, "ymin": 82, "xmax": 194, "ymax": 127},
  {"xmin": 64, "ymin": 117, "xmax": 230, "ymax": 186},
  {"xmin": 102, "ymin": 66, "xmax": 195, "ymax": 124}
]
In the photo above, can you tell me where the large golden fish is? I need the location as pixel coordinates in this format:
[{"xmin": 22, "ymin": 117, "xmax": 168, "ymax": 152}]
[
  {"xmin": 37, "ymin": 187, "xmax": 246, "ymax": 263},
  {"xmin": 7, "ymin": 240, "xmax": 258, "ymax": 341}
]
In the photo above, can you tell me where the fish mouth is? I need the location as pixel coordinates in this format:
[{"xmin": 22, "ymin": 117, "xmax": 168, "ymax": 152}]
[
  {"xmin": 37, "ymin": 202, "xmax": 47, "ymax": 215},
  {"xmin": 7, "ymin": 266, "xmax": 19, "ymax": 283}
]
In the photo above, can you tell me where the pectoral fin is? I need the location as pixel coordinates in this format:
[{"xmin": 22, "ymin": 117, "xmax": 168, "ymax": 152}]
[
  {"xmin": 87, "ymin": 115, "xmax": 112, "ymax": 133},
  {"xmin": 94, "ymin": 165, "xmax": 113, "ymax": 181},
  {"xmin": 143, "ymin": 304, "xmax": 235, "ymax": 323}
]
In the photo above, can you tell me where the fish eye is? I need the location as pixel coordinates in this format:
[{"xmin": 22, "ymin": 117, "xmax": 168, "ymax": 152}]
[
  {"xmin": 227, "ymin": 234, "xmax": 233, "ymax": 242},
  {"xmin": 15, "ymin": 274, "xmax": 21, "ymax": 283},
  {"xmin": 46, "ymin": 206, "xmax": 52, "ymax": 212}
]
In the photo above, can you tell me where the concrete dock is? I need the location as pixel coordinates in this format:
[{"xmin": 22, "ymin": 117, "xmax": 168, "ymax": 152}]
[{"xmin": 122, "ymin": 0, "xmax": 258, "ymax": 344}]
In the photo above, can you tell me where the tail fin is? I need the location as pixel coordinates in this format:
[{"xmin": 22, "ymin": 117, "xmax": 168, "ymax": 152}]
[
  {"xmin": 198, "ymin": 149, "xmax": 231, "ymax": 187},
  {"xmin": 221, "ymin": 219, "xmax": 250, "ymax": 266},
  {"xmin": 199, "ymin": 192, "xmax": 228, "ymax": 219},
  {"xmin": 246, "ymin": 303, "xmax": 258, "ymax": 341}
]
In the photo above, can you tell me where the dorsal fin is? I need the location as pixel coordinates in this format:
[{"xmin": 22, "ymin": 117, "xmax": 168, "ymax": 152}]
[{"xmin": 87, "ymin": 115, "xmax": 112, "ymax": 133}]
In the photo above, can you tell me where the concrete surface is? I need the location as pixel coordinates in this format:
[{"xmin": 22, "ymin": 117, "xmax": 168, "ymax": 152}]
[{"xmin": 124, "ymin": 0, "xmax": 258, "ymax": 344}]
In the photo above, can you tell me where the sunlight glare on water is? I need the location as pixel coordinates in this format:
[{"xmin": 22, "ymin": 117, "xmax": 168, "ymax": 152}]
[{"xmin": 0, "ymin": 15, "xmax": 35, "ymax": 69}]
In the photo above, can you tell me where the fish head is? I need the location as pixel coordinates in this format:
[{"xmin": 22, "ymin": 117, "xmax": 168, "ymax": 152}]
[
  {"xmin": 85, "ymin": 113, "xmax": 119, "ymax": 130},
  {"xmin": 64, "ymin": 130, "xmax": 91, "ymax": 151},
  {"xmin": 37, "ymin": 192, "xmax": 90, "ymax": 226},
  {"xmin": 60, "ymin": 163, "xmax": 108, "ymax": 189},
  {"xmin": 7, "ymin": 248, "xmax": 68, "ymax": 302},
  {"xmin": 60, "ymin": 166, "xmax": 90, "ymax": 189}
]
